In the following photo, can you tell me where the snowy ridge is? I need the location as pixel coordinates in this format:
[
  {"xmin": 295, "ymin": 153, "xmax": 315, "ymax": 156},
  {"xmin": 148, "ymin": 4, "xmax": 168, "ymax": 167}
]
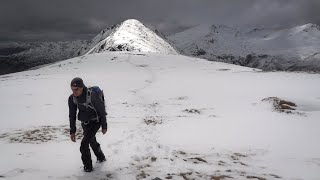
[
  {"xmin": 75, "ymin": 24, "xmax": 120, "ymax": 56},
  {"xmin": 76, "ymin": 19, "xmax": 179, "ymax": 55},
  {"xmin": 168, "ymin": 23, "xmax": 320, "ymax": 72}
]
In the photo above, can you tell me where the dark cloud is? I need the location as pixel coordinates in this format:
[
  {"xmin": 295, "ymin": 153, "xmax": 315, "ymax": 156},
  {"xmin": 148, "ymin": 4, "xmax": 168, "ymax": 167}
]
[{"xmin": 0, "ymin": 0, "xmax": 319, "ymax": 42}]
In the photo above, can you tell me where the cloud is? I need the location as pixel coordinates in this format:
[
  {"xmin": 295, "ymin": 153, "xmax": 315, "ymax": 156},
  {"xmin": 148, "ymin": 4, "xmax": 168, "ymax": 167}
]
[{"xmin": 0, "ymin": 0, "xmax": 319, "ymax": 42}]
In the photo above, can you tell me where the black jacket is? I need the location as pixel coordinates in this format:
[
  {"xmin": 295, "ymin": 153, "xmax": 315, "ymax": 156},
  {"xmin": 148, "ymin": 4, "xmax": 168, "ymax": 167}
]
[{"xmin": 68, "ymin": 86, "xmax": 107, "ymax": 134}]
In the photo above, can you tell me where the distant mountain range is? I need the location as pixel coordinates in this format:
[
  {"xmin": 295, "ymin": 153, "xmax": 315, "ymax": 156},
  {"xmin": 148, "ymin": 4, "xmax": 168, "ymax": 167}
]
[
  {"xmin": 0, "ymin": 41, "xmax": 86, "ymax": 75},
  {"xmin": 168, "ymin": 23, "xmax": 320, "ymax": 72},
  {"xmin": 1, "ymin": 19, "xmax": 319, "ymax": 75}
]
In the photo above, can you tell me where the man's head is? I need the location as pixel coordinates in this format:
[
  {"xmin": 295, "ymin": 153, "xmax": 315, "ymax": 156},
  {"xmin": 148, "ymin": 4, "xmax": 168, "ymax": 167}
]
[{"xmin": 71, "ymin": 77, "xmax": 84, "ymax": 97}]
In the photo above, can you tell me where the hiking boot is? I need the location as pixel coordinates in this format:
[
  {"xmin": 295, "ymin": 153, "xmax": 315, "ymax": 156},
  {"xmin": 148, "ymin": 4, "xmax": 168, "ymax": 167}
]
[
  {"xmin": 97, "ymin": 157, "xmax": 106, "ymax": 163},
  {"xmin": 83, "ymin": 166, "xmax": 93, "ymax": 172}
]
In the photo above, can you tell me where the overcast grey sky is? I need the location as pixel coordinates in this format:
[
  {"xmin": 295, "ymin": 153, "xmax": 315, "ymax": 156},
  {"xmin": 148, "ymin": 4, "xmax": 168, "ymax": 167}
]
[{"xmin": 0, "ymin": 0, "xmax": 319, "ymax": 42}]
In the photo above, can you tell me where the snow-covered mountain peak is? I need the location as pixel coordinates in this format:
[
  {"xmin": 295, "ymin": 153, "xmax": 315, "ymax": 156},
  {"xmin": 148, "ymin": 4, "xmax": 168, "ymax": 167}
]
[
  {"xmin": 76, "ymin": 19, "xmax": 178, "ymax": 56},
  {"xmin": 290, "ymin": 23, "xmax": 320, "ymax": 34},
  {"xmin": 120, "ymin": 19, "xmax": 144, "ymax": 27}
]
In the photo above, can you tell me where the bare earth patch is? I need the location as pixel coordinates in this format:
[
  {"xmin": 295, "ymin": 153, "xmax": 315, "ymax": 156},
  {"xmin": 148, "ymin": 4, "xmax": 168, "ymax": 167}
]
[
  {"xmin": 144, "ymin": 116, "xmax": 163, "ymax": 125},
  {"xmin": 125, "ymin": 147, "xmax": 281, "ymax": 180},
  {"xmin": 0, "ymin": 124, "xmax": 83, "ymax": 144},
  {"xmin": 262, "ymin": 97, "xmax": 305, "ymax": 115}
]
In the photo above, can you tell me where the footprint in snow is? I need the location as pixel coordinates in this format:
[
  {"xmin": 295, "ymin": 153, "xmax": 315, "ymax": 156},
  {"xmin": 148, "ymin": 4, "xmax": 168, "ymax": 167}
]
[
  {"xmin": 136, "ymin": 64, "xmax": 148, "ymax": 67},
  {"xmin": 217, "ymin": 68, "xmax": 231, "ymax": 71},
  {"xmin": 170, "ymin": 96, "xmax": 188, "ymax": 101},
  {"xmin": 183, "ymin": 108, "xmax": 201, "ymax": 114},
  {"xmin": 0, "ymin": 168, "xmax": 38, "ymax": 178}
]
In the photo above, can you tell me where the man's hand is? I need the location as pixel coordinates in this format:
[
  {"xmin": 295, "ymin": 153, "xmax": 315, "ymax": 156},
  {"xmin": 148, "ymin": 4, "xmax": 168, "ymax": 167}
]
[
  {"xmin": 102, "ymin": 128, "xmax": 107, "ymax": 135},
  {"xmin": 70, "ymin": 133, "xmax": 76, "ymax": 142}
]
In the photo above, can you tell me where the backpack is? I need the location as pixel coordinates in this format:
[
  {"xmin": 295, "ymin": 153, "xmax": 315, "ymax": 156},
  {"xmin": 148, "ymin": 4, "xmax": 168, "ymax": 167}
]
[{"xmin": 73, "ymin": 86, "xmax": 106, "ymax": 122}]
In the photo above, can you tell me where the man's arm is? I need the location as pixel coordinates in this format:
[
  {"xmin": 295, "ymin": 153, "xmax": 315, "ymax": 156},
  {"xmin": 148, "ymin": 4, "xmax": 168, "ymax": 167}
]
[
  {"xmin": 92, "ymin": 92, "xmax": 107, "ymax": 130},
  {"xmin": 68, "ymin": 95, "xmax": 77, "ymax": 134}
]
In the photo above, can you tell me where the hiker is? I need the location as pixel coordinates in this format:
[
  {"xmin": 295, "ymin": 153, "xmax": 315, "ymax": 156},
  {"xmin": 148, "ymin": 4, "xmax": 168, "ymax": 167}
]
[{"xmin": 68, "ymin": 77, "xmax": 108, "ymax": 172}]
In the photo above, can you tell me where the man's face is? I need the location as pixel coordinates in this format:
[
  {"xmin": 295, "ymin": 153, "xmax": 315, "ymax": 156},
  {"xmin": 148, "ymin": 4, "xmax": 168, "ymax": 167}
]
[{"xmin": 71, "ymin": 86, "xmax": 83, "ymax": 97}]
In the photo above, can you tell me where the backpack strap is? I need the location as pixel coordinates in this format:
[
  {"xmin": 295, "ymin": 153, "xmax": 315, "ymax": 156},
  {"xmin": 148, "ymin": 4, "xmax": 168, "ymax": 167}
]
[
  {"xmin": 73, "ymin": 96, "xmax": 78, "ymax": 108},
  {"xmin": 77, "ymin": 87, "xmax": 92, "ymax": 108},
  {"xmin": 85, "ymin": 88, "xmax": 91, "ymax": 108},
  {"xmin": 73, "ymin": 87, "xmax": 100, "ymax": 122}
]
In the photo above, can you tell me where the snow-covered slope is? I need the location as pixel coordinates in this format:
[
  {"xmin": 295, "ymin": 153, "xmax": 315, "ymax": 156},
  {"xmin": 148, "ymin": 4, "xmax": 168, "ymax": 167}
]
[
  {"xmin": 76, "ymin": 19, "xmax": 179, "ymax": 55},
  {"xmin": 0, "ymin": 41, "xmax": 86, "ymax": 75},
  {"xmin": 0, "ymin": 52, "xmax": 320, "ymax": 179},
  {"xmin": 168, "ymin": 23, "xmax": 320, "ymax": 72}
]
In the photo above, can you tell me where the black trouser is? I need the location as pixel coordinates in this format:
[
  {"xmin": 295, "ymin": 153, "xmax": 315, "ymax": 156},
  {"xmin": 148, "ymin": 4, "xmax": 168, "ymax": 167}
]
[{"xmin": 80, "ymin": 121, "xmax": 105, "ymax": 168}]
